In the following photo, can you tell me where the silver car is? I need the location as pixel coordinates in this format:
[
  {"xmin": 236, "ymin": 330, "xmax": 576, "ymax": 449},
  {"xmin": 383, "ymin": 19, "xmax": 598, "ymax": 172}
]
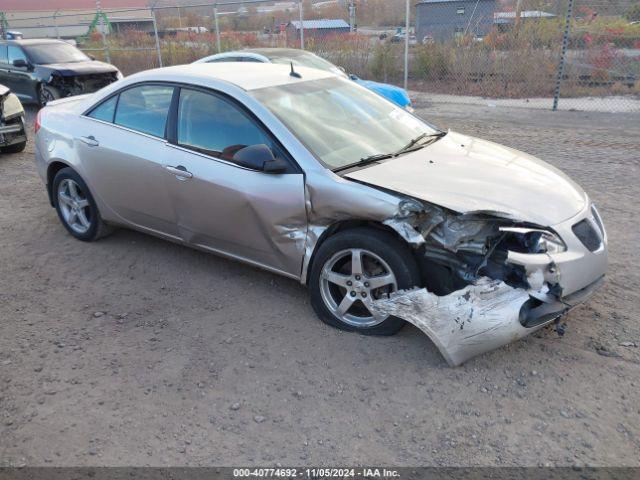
[{"xmin": 34, "ymin": 63, "xmax": 607, "ymax": 365}]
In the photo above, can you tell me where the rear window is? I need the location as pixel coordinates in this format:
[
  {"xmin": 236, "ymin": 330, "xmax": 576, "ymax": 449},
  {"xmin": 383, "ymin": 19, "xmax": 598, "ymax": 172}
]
[
  {"xmin": 113, "ymin": 85, "xmax": 174, "ymax": 138},
  {"xmin": 88, "ymin": 95, "xmax": 118, "ymax": 123}
]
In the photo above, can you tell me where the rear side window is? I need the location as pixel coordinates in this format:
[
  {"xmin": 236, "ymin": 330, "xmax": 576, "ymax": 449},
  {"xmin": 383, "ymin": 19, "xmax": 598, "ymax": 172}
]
[
  {"xmin": 177, "ymin": 88, "xmax": 275, "ymax": 161},
  {"xmin": 114, "ymin": 85, "xmax": 173, "ymax": 138},
  {"xmin": 88, "ymin": 95, "xmax": 118, "ymax": 123}
]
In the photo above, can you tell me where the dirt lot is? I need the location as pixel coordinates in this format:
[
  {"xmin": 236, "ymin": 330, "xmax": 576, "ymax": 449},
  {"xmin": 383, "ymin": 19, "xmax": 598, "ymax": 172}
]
[{"xmin": 1, "ymin": 100, "xmax": 639, "ymax": 467}]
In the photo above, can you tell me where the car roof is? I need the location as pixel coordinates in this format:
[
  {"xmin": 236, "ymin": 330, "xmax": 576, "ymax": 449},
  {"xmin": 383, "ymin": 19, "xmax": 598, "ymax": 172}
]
[
  {"xmin": 243, "ymin": 48, "xmax": 311, "ymax": 57},
  {"xmin": 2, "ymin": 38, "xmax": 68, "ymax": 46},
  {"xmin": 127, "ymin": 62, "xmax": 335, "ymax": 91}
]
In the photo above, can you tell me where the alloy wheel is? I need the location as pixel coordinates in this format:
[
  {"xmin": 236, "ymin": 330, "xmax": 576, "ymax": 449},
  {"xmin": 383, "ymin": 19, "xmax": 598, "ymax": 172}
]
[
  {"xmin": 319, "ymin": 248, "xmax": 398, "ymax": 328},
  {"xmin": 57, "ymin": 179, "xmax": 92, "ymax": 234}
]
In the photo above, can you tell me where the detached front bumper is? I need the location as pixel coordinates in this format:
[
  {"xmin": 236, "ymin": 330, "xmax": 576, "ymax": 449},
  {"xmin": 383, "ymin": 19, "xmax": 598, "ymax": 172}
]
[{"xmin": 373, "ymin": 202, "xmax": 608, "ymax": 366}]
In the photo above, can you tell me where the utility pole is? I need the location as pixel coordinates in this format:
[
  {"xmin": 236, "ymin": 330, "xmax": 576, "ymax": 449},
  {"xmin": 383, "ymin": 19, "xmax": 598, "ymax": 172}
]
[
  {"xmin": 514, "ymin": 0, "xmax": 523, "ymax": 26},
  {"xmin": 348, "ymin": 1, "xmax": 356, "ymax": 33},
  {"xmin": 552, "ymin": 0, "xmax": 574, "ymax": 110},
  {"xmin": 298, "ymin": 0, "xmax": 304, "ymax": 50},
  {"xmin": 214, "ymin": 3, "xmax": 221, "ymax": 53},
  {"xmin": 404, "ymin": 0, "xmax": 410, "ymax": 91}
]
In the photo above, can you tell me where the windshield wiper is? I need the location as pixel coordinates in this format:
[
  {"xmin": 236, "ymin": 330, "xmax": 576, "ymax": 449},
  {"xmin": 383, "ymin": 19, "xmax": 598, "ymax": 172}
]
[
  {"xmin": 393, "ymin": 131, "xmax": 446, "ymax": 156},
  {"xmin": 333, "ymin": 131, "xmax": 446, "ymax": 173},
  {"xmin": 333, "ymin": 153, "xmax": 394, "ymax": 172}
]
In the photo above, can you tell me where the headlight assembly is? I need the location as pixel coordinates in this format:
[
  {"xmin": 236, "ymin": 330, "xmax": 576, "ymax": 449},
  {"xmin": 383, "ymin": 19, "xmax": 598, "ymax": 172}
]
[{"xmin": 499, "ymin": 226, "xmax": 566, "ymax": 254}]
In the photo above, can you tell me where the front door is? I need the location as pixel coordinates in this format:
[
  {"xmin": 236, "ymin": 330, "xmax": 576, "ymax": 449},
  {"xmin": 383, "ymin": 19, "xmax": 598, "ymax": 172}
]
[{"xmin": 163, "ymin": 87, "xmax": 307, "ymax": 277}]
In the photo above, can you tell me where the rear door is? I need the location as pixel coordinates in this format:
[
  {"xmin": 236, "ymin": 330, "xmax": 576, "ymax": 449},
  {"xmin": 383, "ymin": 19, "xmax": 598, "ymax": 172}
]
[
  {"xmin": 162, "ymin": 86, "xmax": 307, "ymax": 277},
  {"xmin": 77, "ymin": 83, "xmax": 181, "ymax": 237}
]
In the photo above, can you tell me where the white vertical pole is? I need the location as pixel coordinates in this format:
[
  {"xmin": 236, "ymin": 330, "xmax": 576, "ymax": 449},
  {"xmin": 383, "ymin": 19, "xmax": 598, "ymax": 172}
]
[
  {"xmin": 96, "ymin": 0, "xmax": 111, "ymax": 63},
  {"xmin": 214, "ymin": 3, "xmax": 221, "ymax": 53},
  {"xmin": 298, "ymin": 0, "xmax": 304, "ymax": 49},
  {"xmin": 404, "ymin": 0, "xmax": 410, "ymax": 91},
  {"xmin": 53, "ymin": 10, "xmax": 60, "ymax": 39},
  {"xmin": 152, "ymin": 7, "xmax": 163, "ymax": 67}
]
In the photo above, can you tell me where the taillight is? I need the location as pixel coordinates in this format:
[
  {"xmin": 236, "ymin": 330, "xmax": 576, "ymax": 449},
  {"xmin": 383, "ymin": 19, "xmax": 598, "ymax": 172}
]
[{"xmin": 34, "ymin": 109, "xmax": 42, "ymax": 134}]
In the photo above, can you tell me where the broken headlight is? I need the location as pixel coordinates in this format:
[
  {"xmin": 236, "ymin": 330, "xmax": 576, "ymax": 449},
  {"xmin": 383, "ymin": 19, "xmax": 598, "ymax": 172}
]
[
  {"xmin": 499, "ymin": 227, "xmax": 566, "ymax": 254},
  {"xmin": 534, "ymin": 231, "xmax": 566, "ymax": 254}
]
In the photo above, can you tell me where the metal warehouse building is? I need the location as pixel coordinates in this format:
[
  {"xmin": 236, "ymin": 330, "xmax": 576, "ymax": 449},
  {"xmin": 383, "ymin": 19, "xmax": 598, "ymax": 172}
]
[
  {"xmin": 286, "ymin": 19, "xmax": 351, "ymax": 40},
  {"xmin": 416, "ymin": 0, "xmax": 497, "ymax": 42},
  {"xmin": 0, "ymin": 0, "xmax": 153, "ymax": 40}
]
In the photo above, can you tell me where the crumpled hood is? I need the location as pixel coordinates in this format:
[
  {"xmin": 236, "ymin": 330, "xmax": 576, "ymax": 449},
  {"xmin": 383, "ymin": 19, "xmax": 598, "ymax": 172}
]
[
  {"xmin": 345, "ymin": 131, "xmax": 587, "ymax": 226},
  {"xmin": 41, "ymin": 61, "xmax": 118, "ymax": 76},
  {"xmin": 353, "ymin": 78, "xmax": 411, "ymax": 108}
]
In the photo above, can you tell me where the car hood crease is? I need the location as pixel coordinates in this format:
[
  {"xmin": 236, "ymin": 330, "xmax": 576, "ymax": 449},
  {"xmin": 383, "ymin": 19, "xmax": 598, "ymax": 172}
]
[{"xmin": 344, "ymin": 131, "xmax": 587, "ymax": 226}]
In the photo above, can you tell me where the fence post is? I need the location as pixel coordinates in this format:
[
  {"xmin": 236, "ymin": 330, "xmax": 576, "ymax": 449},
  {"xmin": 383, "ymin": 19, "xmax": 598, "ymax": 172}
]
[
  {"xmin": 95, "ymin": 0, "xmax": 111, "ymax": 64},
  {"xmin": 553, "ymin": 0, "xmax": 574, "ymax": 111},
  {"xmin": 214, "ymin": 3, "xmax": 221, "ymax": 53},
  {"xmin": 404, "ymin": 0, "xmax": 410, "ymax": 91},
  {"xmin": 151, "ymin": 7, "xmax": 163, "ymax": 67},
  {"xmin": 298, "ymin": 0, "xmax": 304, "ymax": 50},
  {"xmin": 53, "ymin": 10, "xmax": 60, "ymax": 39}
]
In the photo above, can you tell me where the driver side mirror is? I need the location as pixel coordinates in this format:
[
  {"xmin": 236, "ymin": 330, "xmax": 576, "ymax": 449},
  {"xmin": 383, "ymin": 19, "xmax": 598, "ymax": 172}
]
[
  {"xmin": 232, "ymin": 144, "xmax": 288, "ymax": 174},
  {"xmin": 12, "ymin": 59, "xmax": 29, "ymax": 69},
  {"xmin": 88, "ymin": 54, "xmax": 96, "ymax": 61}
]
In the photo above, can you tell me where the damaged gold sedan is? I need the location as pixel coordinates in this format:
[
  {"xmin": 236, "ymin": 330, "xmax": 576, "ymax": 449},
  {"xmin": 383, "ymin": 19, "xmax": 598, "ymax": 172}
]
[{"xmin": 34, "ymin": 63, "xmax": 607, "ymax": 365}]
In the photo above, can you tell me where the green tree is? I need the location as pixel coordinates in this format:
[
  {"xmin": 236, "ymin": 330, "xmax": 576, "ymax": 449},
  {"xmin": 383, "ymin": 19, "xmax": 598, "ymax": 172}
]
[{"xmin": 625, "ymin": 4, "xmax": 640, "ymax": 22}]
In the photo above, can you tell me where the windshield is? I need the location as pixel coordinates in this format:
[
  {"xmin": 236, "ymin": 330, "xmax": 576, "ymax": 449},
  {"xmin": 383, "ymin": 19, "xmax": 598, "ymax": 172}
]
[
  {"xmin": 24, "ymin": 43, "xmax": 89, "ymax": 64},
  {"xmin": 268, "ymin": 52, "xmax": 346, "ymax": 77},
  {"xmin": 251, "ymin": 77, "xmax": 439, "ymax": 170}
]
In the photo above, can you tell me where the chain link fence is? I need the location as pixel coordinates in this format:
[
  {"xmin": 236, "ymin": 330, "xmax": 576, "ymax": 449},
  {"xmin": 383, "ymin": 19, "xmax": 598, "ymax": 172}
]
[{"xmin": 1, "ymin": 0, "xmax": 638, "ymax": 112}]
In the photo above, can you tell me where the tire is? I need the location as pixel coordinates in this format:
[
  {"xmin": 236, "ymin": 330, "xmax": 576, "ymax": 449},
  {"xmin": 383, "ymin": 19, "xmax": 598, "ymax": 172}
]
[
  {"xmin": 39, "ymin": 85, "xmax": 60, "ymax": 107},
  {"xmin": 52, "ymin": 167, "xmax": 112, "ymax": 241},
  {"xmin": 309, "ymin": 227, "xmax": 421, "ymax": 336},
  {"xmin": 1, "ymin": 140, "xmax": 26, "ymax": 153}
]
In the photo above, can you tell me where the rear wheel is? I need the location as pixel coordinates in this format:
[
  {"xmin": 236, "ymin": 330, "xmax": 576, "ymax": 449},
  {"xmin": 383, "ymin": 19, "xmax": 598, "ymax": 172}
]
[
  {"xmin": 309, "ymin": 227, "xmax": 420, "ymax": 335},
  {"xmin": 52, "ymin": 167, "xmax": 112, "ymax": 241}
]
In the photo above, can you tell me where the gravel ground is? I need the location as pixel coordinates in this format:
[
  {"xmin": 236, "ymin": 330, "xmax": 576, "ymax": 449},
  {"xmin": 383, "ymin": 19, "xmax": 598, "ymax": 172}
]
[{"xmin": 0, "ymin": 101, "xmax": 639, "ymax": 467}]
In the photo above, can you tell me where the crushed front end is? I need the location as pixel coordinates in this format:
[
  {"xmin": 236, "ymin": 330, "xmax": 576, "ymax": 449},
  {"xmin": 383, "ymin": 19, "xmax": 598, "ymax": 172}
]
[
  {"xmin": 374, "ymin": 198, "xmax": 608, "ymax": 365},
  {"xmin": 46, "ymin": 71, "xmax": 120, "ymax": 97},
  {"xmin": 0, "ymin": 88, "xmax": 27, "ymax": 149}
]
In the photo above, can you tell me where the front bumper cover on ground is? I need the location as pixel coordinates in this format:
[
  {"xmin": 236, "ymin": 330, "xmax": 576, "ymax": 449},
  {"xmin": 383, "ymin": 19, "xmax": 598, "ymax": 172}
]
[{"xmin": 372, "ymin": 275, "xmax": 605, "ymax": 366}]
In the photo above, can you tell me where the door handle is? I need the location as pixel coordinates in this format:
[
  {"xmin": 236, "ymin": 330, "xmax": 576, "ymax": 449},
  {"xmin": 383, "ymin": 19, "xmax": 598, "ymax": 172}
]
[
  {"xmin": 164, "ymin": 165, "xmax": 193, "ymax": 179},
  {"xmin": 79, "ymin": 135, "xmax": 99, "ymax": 147}
]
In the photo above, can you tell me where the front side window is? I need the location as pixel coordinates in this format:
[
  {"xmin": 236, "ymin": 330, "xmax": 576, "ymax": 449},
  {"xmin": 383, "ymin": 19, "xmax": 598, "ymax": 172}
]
[
  {"xmin": 177, "ymin": 88, "xmax": 275, "ymax": 162},
  {"xmin": 88, "ymin": 95, "xmax": 118, "ymax": 123},
  {"xmin": 114, "ymin": 85, "xmax": 174, "ymax": 138},
  {"xmin": 8, "ymin": 45, "xmax": 28, "ymax": 64},
  {"xmin": 251, "ymin": 77, "xmax": 439, "ymax": 170}
]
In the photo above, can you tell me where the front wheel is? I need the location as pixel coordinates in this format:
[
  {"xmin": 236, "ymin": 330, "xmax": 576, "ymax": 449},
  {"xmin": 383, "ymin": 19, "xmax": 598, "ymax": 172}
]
[
  {"xmin": 309, "ymin": 227, "xmax": 421, "ymax": 336},
  {"xmin": 39, "ymin": 85, "xmax": 60, "ymax": 106}
]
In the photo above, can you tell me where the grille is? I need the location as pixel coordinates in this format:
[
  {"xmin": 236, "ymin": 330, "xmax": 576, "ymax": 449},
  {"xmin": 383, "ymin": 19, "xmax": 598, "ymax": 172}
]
[{"xmin": 572, "ymin": 219, "xmax": 601, "ymax": 252}]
